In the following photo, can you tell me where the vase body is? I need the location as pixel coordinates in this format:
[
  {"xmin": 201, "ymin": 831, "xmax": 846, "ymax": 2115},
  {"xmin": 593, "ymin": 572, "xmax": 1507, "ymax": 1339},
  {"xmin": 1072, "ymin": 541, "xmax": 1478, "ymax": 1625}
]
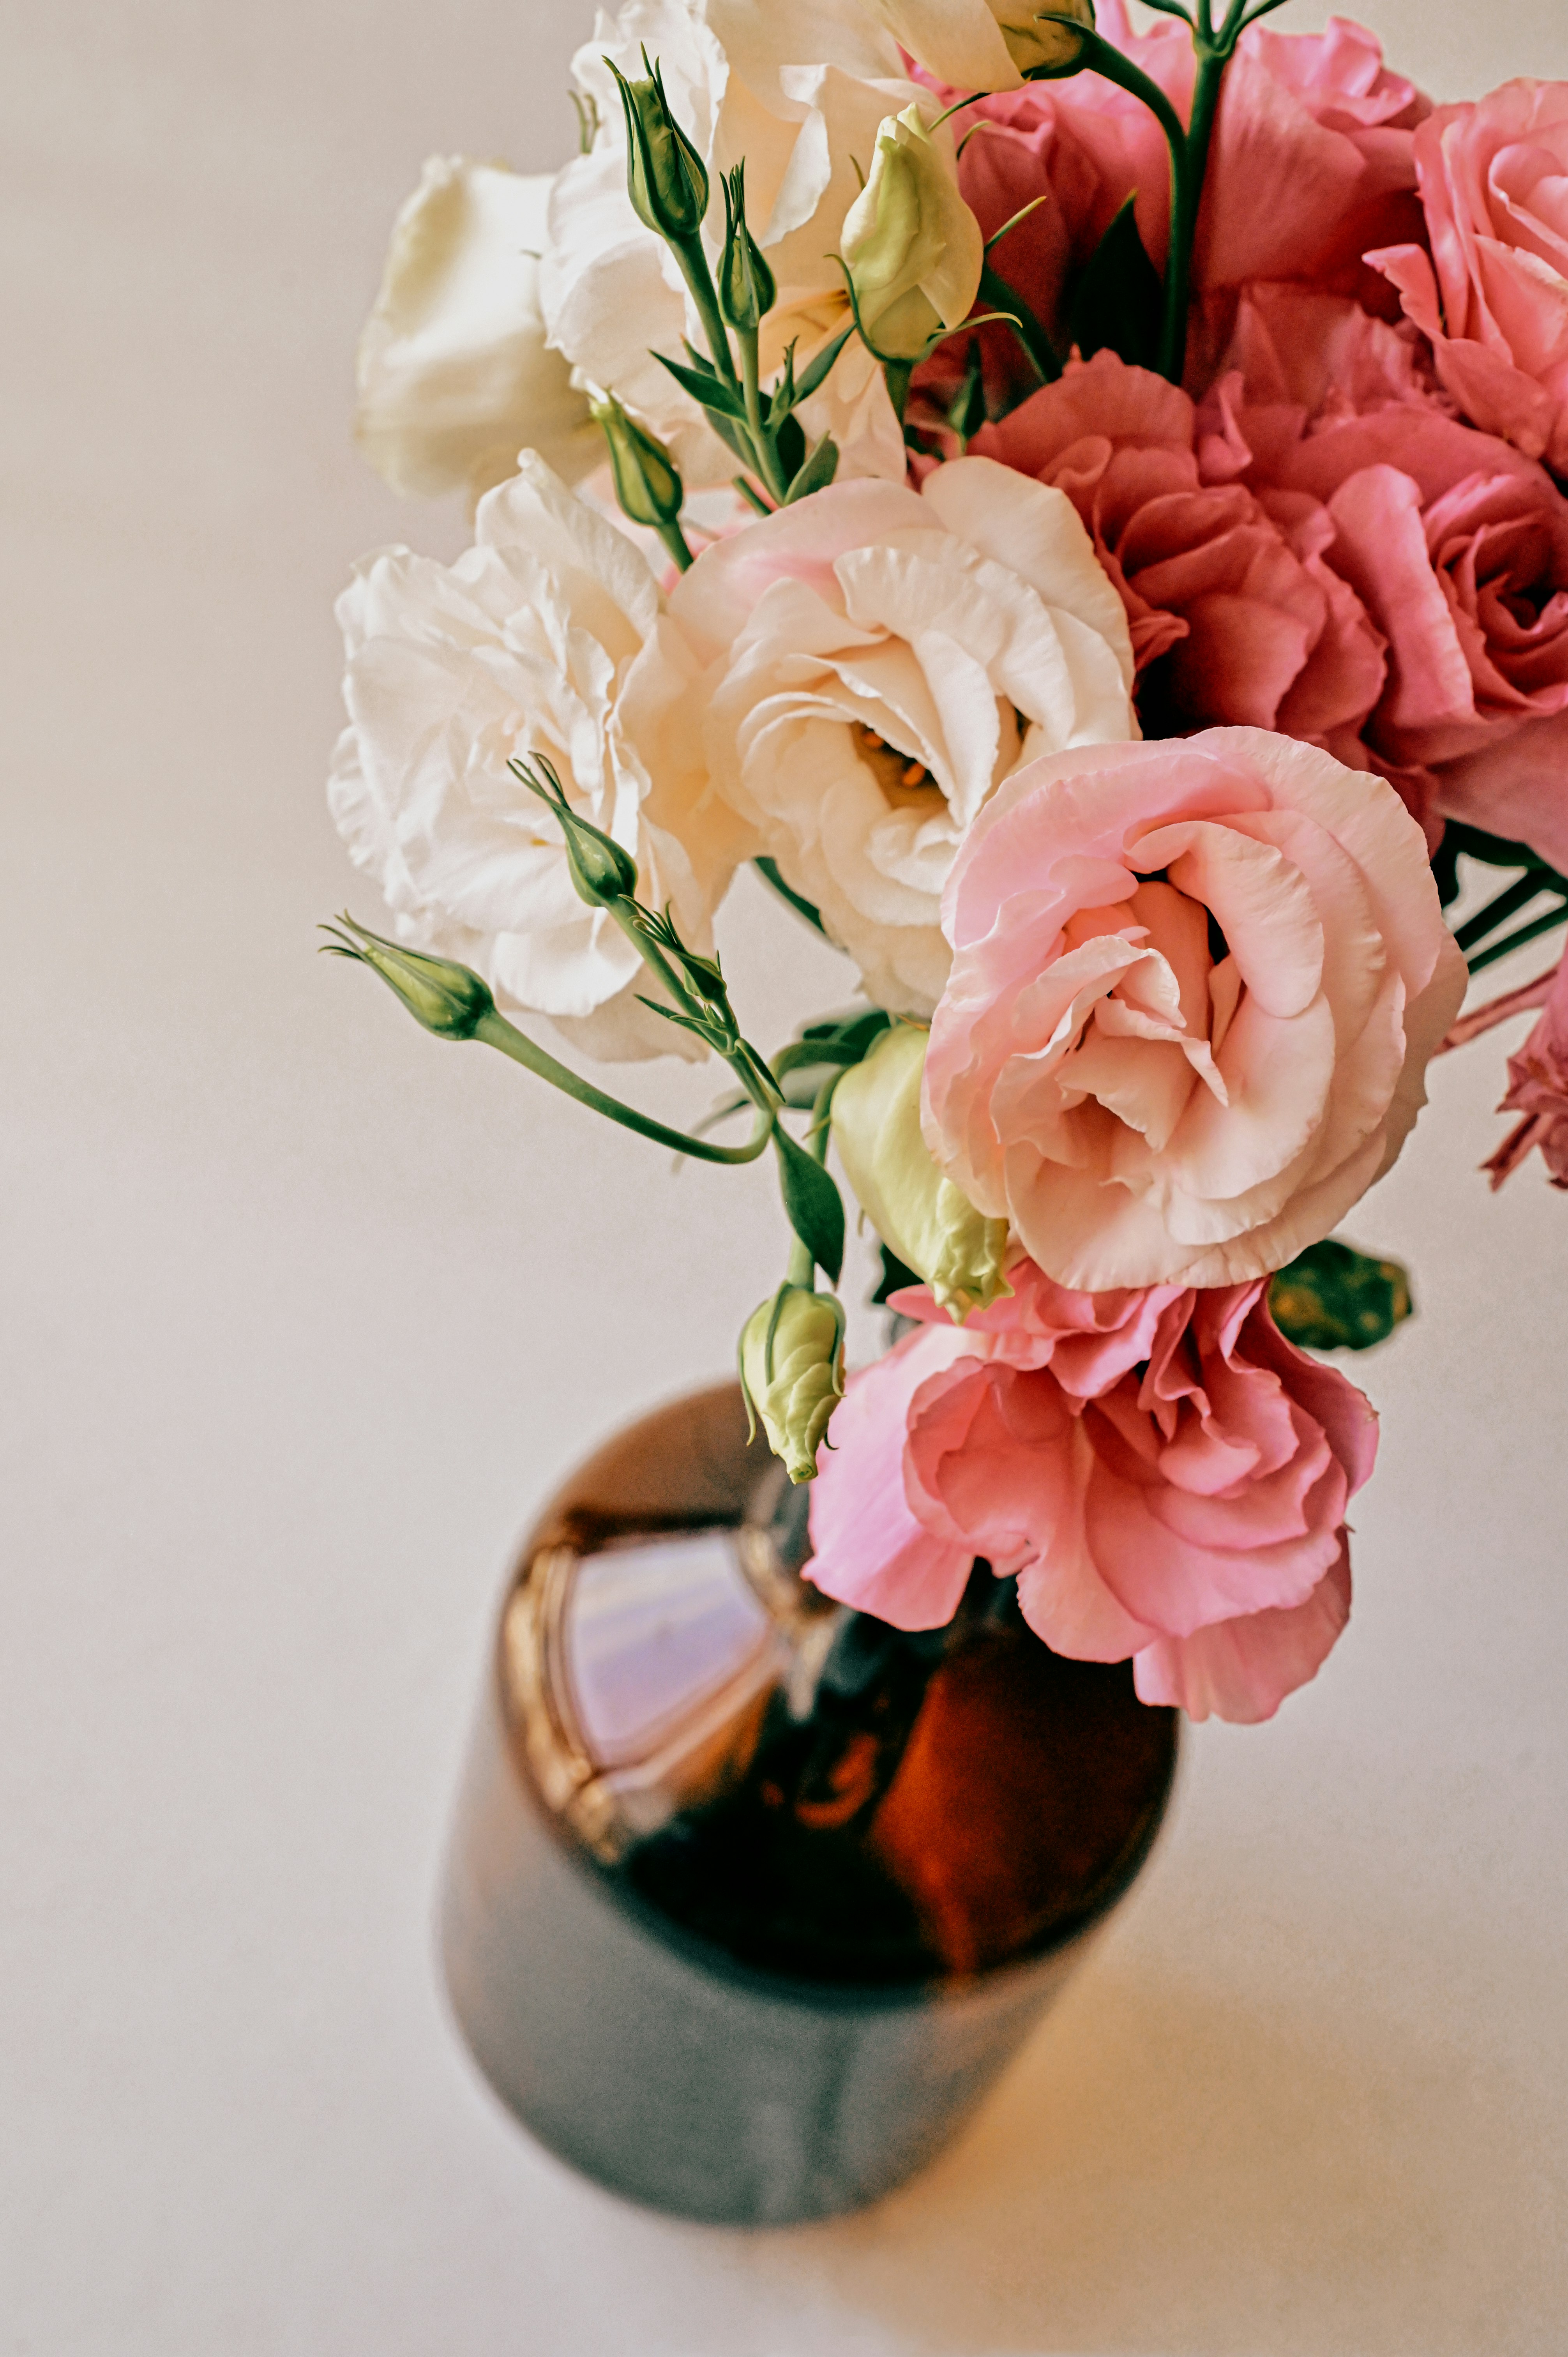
[{"xmin": 440, "ymin": 1383, "xmax": 1178, "ymax": 2226}]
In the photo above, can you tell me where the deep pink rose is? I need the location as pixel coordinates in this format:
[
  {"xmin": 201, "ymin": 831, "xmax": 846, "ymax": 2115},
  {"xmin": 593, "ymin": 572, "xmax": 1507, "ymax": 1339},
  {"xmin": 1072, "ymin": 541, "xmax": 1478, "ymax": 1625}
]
[
  {"xmin": 923, "ymin": 726, "xmax": 1466, "ymax": 1290},
  {"xmin": 1207, "ymin": 382, "xmax": 1568, "ymax": 865},
  {"xmin": 1483, "ymin": 952, "xmax": 1568, "ymax": 1188},
  {"xmin": 922, "ymin": 7, "xmax": 1425, "ymax": 415},
  {"xmin": 969, "ymin": 350, "xmax": 1386, "ymax": 757},
  {"xmin": 806, "ymin": 1261, "xmax": 1377, "ymax": 1724},
  {"xmin": 1372, "ymin": 81, "xmax": 1568, "ymax": 475}
]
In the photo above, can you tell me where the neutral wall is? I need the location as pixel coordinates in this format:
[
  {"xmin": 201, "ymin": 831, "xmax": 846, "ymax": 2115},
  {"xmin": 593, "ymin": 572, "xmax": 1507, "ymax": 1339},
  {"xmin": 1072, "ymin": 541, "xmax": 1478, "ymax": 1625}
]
[{"xmin": 3, "ymin": 4, "xmax": 1565, "ymax": 2350}]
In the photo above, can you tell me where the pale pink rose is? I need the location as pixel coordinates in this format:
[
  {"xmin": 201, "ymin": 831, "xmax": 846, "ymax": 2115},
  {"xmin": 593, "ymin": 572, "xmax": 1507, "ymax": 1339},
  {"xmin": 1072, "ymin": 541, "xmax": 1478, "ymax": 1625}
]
[
  {"xmin": 923, "ymin": 726, "xmax": 1466, "ymax": 1290},
  {"xmin": 1483, "ymin": 953, "xmax": 1568, "ymax": 1189},
  {"xmin": 968, "ymin": 350, "xmax": 1386, "ymax": 758},
  {"xmin": 1206, "ymin": 386, "xmax": 1568, "ymax": 866},
  {"xmin": 806, "ymin": 1261, "xmax": 1377, "ymax": 1724},
  {"xmin": 1371, "ymin": 81, "xmax": 1568, "ymax": 476}
]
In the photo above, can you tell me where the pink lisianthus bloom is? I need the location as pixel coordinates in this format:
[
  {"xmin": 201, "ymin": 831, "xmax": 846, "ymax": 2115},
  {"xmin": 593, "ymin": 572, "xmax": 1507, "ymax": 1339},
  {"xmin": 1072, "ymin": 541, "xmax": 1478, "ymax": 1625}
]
[
  {"xmin": 1371, "ymin": 81, "xmax": 1568, "ymax": 477},
  {"xmin": 923, "ymin": 726, "xmax": 1466, "ymax": 1291},
  {"xmin": 967, "ymin": 349, "xmax": 1387, "ymax": 759},
  {"xmin": 1483, "ymin": 954, "xmax": 1568, "ymax": 1189},
  {"xmin": 806, "ymin": 1260, "xmax": 1378, "ymax": 1723},
  {"xmin": 1203, "ymin": 371, "xmax": 1568, "ymax": 868},
  {"xmin": 914, "ymin": 7, "xmax": 1426, "ymax": 416}
]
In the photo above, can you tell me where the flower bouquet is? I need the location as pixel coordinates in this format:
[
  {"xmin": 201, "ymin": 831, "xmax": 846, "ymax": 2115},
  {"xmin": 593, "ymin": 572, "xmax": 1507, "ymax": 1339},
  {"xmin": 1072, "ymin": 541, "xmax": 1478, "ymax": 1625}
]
[{"xmin": 326, "ymin": 0, "xmax": 1568, "ymax": 2220}]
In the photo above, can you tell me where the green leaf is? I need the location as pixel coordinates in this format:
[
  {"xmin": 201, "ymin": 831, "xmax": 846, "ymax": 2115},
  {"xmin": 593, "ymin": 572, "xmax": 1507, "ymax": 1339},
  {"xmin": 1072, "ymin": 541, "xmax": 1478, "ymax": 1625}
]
[
  {"xmin": 1269, "ymin": 1239, "xmax": 1413, "ymax": 1353},
  {"xmin": 775, "ymin": 410, "xmax": 807, "ymax": 483},
  {"xmin": 773, "ymin": 1124, "xmax": 846, "ymax": 1285},
  {"xmin": 788, "ymin": 322, "xmax": 857, "ymax": 409},
  {"xmin": 782, "ymin": 433, "xmax": 839, "ymax": 503},
  {"xmin": 754, "ymin": 855, "xmax": 826, "ymax": 933},
  {"xmin": 653, "ymin": 348, "xmax": 749, "ymax": 421},
  {"xmin": 1066, "ymin": 195, "xmax": 1162, "ymax": 372}
]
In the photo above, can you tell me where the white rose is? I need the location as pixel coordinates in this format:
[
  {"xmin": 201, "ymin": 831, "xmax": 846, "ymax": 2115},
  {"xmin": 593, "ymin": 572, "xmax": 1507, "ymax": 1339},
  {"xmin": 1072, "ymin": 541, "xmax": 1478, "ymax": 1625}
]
[
  {"xmin": 539, "ymin": 0, "xmax": 938, "ymax": 489},
  {"xmin": 330, "ymin": 454, "xmax": 742, "ymax": 1061},
  {"xmin": 660, "ymin": 453, "xmax": 1138, "ymax": 1013},
  {"xmin": 355, "ymin": 158, "xmax": 601, "ymax": 505}
]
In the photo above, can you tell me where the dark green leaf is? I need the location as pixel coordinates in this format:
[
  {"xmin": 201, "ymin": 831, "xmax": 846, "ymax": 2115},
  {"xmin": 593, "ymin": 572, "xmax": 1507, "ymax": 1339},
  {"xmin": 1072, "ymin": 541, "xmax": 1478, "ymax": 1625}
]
[
  {"xmin": 773, "ymin": 1124, "xmax": 846, "ymax": 1285},
  {"xmin": 775, "ymin": 410, "xmax": 806, "ymax": 483},
  {"xmin": 788, "ymin": 322, "xmax": 857, "ymax": 409},
  {"xmin": 754, "ymin": 855, "xmax": 826, "ymax": 933},
  {"xmin": 870, "ymin": 1240, "xmax": 921, "ymax": 1308},
  {"xmin": 782, "ymin": 433, "xmax": 839, "ymax": 503},
  {"xmin": 1269, "ymin": 1239, "xmax": 1413, "ymax": 1353},
  {"xmin": 653, "ymin": 348, "xmax": 749, "ymax": 421},
  {"xmin": 1066, "ymin": 195, "xmax": 1162, "ymax": 372}
]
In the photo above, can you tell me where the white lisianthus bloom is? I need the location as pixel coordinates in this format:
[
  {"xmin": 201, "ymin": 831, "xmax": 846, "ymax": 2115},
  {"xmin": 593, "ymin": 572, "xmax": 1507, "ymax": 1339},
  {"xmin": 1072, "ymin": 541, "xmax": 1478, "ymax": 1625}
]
[
  {"xmin": 870, "ymin": 0, "xmax": 1094, "ymax": 91},
  {"xmin": 659, "ymin": 454, "xmax": 1138, "ymax": 1013},
  {"xmin": 330, "ymin": 454, "xmax": 746, "ymax": 1061},
  {"xmin": 355, "ymin": 158, "xmax": 601, "ymax": 505},
  {"xmin": 840, "ymin": 104, "xmax": 985, "ymax": 361},
  {"xmin": 539, "ymin": 0, "xmax": 957, "ymax": 489}
]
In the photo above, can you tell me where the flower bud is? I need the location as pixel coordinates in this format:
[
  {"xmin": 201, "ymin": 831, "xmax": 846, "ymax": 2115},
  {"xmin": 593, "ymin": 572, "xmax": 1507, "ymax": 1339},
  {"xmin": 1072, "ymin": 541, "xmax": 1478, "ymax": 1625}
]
[
  {"xmin": 1000, "ymin": 0, "xmax": 1095, "ymax": 78},
  {"xmin": 839, "ymin": 105, "xmax": 984, "ymax": 362},
  {"xmin": 509, "ymin": 755, "xmax": 640, "ymax": 906},
  {"xmin": 740, "ymin": 1288, "xmax": 846, "ymax": 1484},
  {"xmin": 831, "ymin": 1025, "xmax": 1011, "ymax": 1322},
  {"xmin": 606, "ymin": 53, "xmax": 709, "ymax": 245},
  {"xmin": 590, "ymin": 394, "xmax": 684, "ymax": 530},
  {"xmin": 322, "ymin": 917, "xmax": 494, "ymax": 1039},
  {"xmin": 718, "ymin": 163, "xmax": 777, "ymax": 334}
]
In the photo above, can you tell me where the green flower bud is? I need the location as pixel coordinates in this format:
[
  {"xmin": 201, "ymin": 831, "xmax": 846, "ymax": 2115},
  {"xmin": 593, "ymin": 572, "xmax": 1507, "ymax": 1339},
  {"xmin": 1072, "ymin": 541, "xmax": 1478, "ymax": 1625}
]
[
  {"xmin": 831, "ymin": 1024, "xmax": 1011, "ymax": 1322},
  {"xmin": 1008, "ymin": 0, "xmax": 1095, "ymax": 79},
  {"xmin": 321, "ymin": 917, "xmax": 494, "ymax": 1039},
  {"xmin": 606, "ymin": 52, "xmax": 710, "ymax": 244},
  {"xmin": 508, "ymin": 754, "xmax": 640, "ymax": 907},
  {"xmin": 718, "ymin": 163, "xmax": 777, "ymax": 334},
  {"xmin": 839, "ymin": 104, "xmax": 984, "ymax": 362},
  {"xmin": 591, "ymin": 393, "xmax": 684, "ymax": 530},
  {"xmin": 740, "ymin": 1286, "xmax": 846, "ymax": 1484}
]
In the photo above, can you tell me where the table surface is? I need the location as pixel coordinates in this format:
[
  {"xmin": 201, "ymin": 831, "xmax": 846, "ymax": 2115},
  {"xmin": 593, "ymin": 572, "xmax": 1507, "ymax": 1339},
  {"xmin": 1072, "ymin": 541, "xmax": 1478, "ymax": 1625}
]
[{"xmin": 4, "ymin": 4, "xmax": 1567, "ymax": 2350}]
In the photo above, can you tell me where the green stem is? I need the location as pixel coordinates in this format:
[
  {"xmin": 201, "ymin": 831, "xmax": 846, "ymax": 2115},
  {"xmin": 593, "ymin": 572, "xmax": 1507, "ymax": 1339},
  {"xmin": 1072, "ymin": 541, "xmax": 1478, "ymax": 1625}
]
[
  {"xmin": 977, "ymin": 261, "xmax": 1059, "ymax": 383},
  {"xmin": 1454, "ymin": 871, "xmax": 1559, "ymax": 954},
  {"xmin": 1163, "ymin": 39, "xmax": 1227, "ymax": 384},
  {"xmin": 473, "ymin": 1007, "xmax": 774, "ymax": 1163},
  {"xmin": 1467, "ymin": 904, "xmax": 1568, "ymax": 976},
  {"xmin": 673, "ymin": 233, "xmax": 738, "ymax": 387},
  {"xmin": 883, "ymin": 358, "xmax": 914, "ymax": 426},
  {"xmin": 785, "ymin": 1235, "xmax": 816, "ymax": 1289},
  {"xmin": 739, "ymin": 327, "xmax": 789, "ymax": 500},
  {"xmin": 655, "ymin": 519, "xmax": 695, "ymax": 573}
]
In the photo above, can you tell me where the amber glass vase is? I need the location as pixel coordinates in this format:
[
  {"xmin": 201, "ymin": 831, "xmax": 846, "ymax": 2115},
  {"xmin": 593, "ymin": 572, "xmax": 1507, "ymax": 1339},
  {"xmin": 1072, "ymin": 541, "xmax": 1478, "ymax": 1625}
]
[{"xmin": 440, "ymin": 1383, "xmax": 1178, "ymax": 2226}]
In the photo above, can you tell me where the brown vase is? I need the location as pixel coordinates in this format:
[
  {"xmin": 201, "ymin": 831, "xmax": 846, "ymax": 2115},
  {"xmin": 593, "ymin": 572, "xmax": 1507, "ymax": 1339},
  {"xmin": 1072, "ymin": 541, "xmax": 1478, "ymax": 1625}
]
[{"xmin": 440, "ymin": 1381, "xmax": 1179, "ymax": 2226}]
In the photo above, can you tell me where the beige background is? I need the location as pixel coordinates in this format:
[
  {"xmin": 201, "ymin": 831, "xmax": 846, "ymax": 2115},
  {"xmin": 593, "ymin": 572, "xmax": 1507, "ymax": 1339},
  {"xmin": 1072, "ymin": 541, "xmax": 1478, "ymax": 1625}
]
[{"xmin": 4, "ymin": 3, "xmax": 1567, "ymax": 2349}]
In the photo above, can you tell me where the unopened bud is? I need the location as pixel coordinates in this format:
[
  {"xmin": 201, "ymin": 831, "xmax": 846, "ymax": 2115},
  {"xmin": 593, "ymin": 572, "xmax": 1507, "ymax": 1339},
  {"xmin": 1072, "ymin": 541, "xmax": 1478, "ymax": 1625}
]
[
  {"xmin": 509, "ymin": 754, "xmax": 640, "ymax": 907},
  {"xmin": 607, "ymin": 52, "xmax": 709, "ymax": 244},
  {"xmin": 831, "ymin": 1024, "xmax": 1010, "ymax": 1322},
  {"xmin": 718, "ymin": 163, "xmax": 777, "ymax": 334},
  {"xmin": 322, "ymin": 916, "xmax": 494, "ymax": 1039},
  {"xmin": 591, "ymin": 394, "xmax": 684, "ymax": 530},
  {"xmin": 1001, "ymin": 0, "xmax": 1095, "ymax": 78},
  {"xmin": 839, "ymin": 105, "xmax": 984, "ymax": 362},
  {"xmin": 740, "ymin": 1287, "xmax": 846, "ymax": 1484}
]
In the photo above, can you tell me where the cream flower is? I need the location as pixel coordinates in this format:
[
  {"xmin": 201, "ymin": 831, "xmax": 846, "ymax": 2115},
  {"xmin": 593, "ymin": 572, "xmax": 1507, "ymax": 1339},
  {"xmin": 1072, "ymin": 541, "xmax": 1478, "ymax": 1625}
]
[
  {"xmin": 355, "ymin": 158, "xmax": 600, "ymax": 505},
  {"xmin": 539, "ymin": 0, "xmax": 939, "ymax": 488},
  {"xmin": 329, "ymin": 454, "xmax": 740, "ymax": 1062},
  {"xmin": 662, "ymin": 454, "xmax": 1137, "ymax": 1012}
]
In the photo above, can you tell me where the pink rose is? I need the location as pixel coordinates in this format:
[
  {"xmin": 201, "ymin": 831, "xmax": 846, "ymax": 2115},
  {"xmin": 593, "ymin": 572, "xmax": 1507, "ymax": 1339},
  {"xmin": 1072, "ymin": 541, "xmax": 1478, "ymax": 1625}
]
[
  {"xmin": 806, "ymin": 1261, "xmax": 1377, "ymax": 1724},
  {"xmin": 922, "ymin": 7, "xmax": 1425, "ymax": 415},
  {"xmin": 1372, "ymin": 81, "xmax": 1568, "ymax": 476},
  {"xmin": 969, "ymin": 350, "xmax": 1386, "ymax": 758},
  {"xmin": 1483, "ymin": 952, "xmax": 1568, "ymax": 1189},
  {"xmin": 1209, "ymin": 384, "xmax": 1568, "ymax": 866},
  {"xmin": 923, "ymin": 726, "xmax": 1466, "ymax": 1290}
]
